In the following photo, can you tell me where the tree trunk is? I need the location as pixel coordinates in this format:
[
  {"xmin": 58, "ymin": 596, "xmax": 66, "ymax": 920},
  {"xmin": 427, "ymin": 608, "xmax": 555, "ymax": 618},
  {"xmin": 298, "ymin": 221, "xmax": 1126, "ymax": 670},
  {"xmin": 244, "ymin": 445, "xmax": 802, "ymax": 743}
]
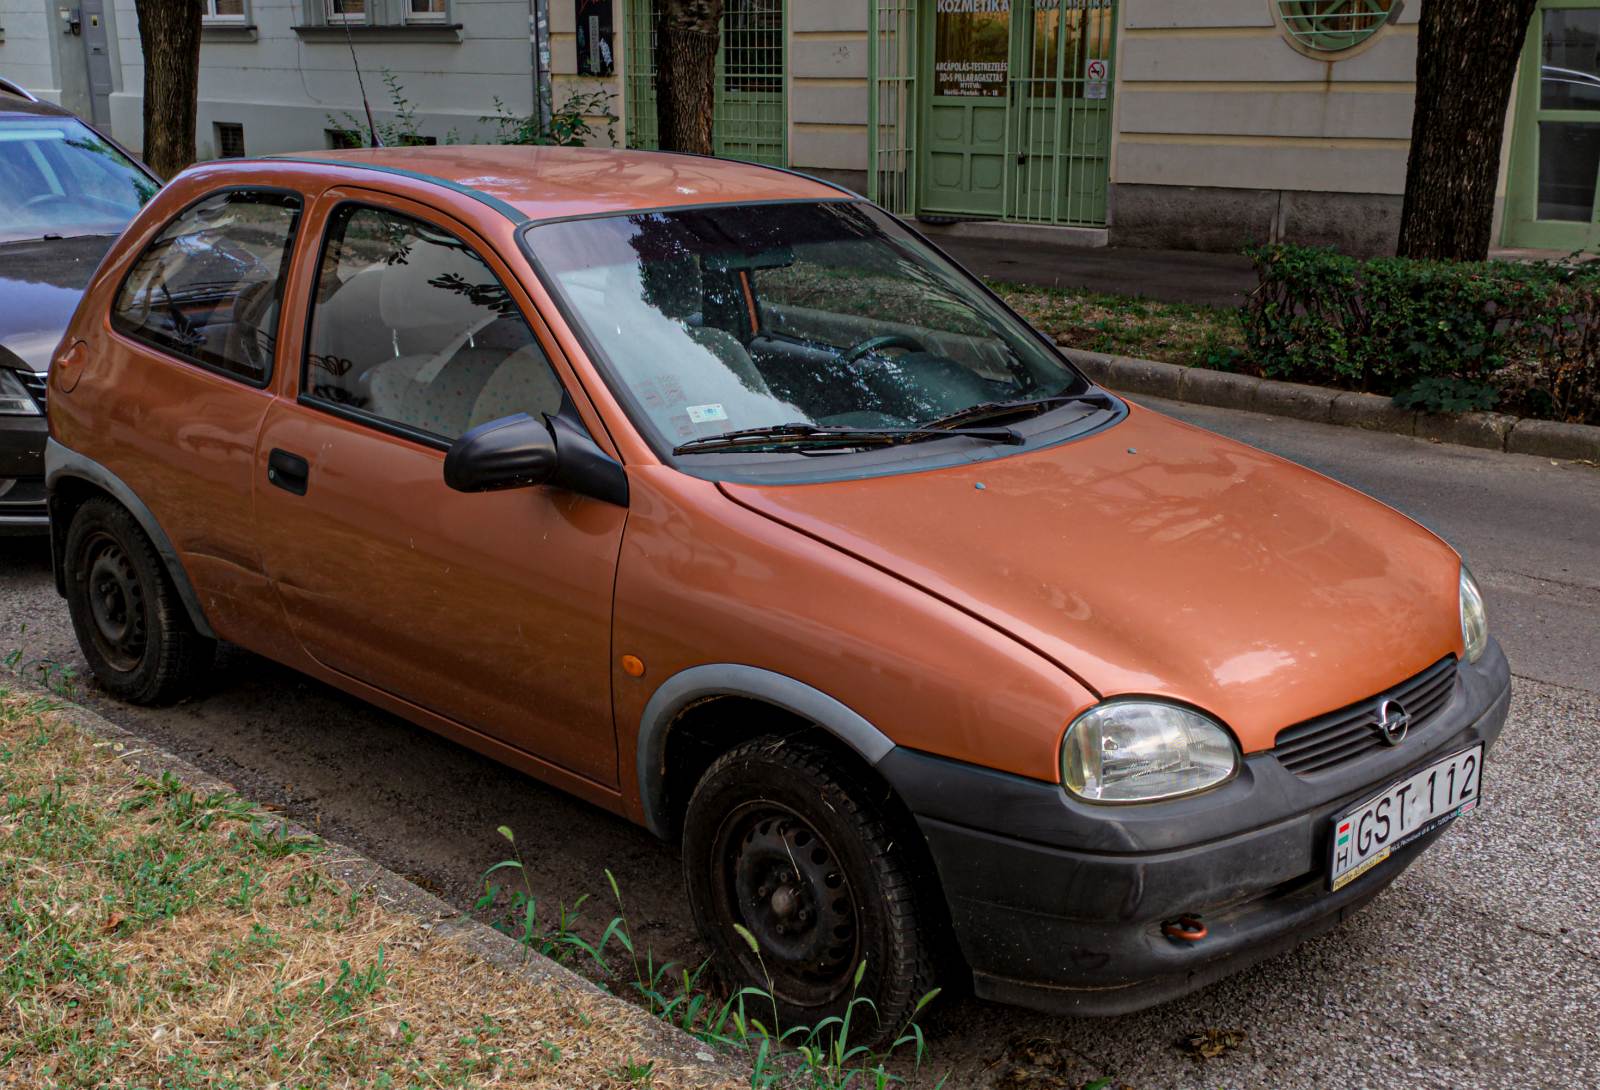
[
  {"xmin": 1398, "ymin": 0, "xmax": 1541, "ymax": 260},
  {"xmin": 134, "ymin": 0, "xmax": 203, "ymax": 179},
  {"xmin": 656, "ymin": 0, "xmax": 723, "ymax": 155}
]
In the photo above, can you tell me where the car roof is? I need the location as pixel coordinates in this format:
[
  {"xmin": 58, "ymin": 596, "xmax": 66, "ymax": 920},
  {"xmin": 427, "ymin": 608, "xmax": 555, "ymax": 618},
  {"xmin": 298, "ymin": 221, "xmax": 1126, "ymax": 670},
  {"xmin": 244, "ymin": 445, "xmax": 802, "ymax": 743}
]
[
  {"xmin": 0, "ymin": 95, "xmax": 79, "ymax": 119},
  {"xmin": 277, "ymin": 145, "xmax": 853, "ymax": 224}
]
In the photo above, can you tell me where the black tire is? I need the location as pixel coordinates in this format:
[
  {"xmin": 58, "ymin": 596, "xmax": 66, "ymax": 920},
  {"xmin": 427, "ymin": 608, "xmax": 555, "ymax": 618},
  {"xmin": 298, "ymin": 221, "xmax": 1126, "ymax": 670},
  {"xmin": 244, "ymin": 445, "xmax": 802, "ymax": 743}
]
[
  {"xmin": 682, "ymin": 737, "xmax": 938, "ymax": 1045},
  {"xmin": 62, "ymin": 497, "xmax": 214, "ymax": 705}
]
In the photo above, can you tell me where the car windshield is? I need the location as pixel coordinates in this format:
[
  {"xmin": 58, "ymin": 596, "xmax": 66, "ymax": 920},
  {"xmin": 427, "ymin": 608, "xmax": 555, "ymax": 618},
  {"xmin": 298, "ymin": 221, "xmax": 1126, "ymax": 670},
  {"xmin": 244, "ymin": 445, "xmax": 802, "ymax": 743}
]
[
  {"xmin": 525, "ymin": 201, "xmax": 1089, "ymax": 455},
  {"xmin": 0, "ymin": 118, "xmax": 157, "ymax": 243}
]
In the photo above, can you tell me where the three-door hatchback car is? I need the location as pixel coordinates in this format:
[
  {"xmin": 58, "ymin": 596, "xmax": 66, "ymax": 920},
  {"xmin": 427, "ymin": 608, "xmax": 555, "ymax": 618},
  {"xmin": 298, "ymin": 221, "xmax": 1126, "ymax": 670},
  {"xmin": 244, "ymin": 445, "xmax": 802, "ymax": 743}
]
[{"xmin": 46, "ymin": 147, "xmax": 1510, "ymax": 1037}]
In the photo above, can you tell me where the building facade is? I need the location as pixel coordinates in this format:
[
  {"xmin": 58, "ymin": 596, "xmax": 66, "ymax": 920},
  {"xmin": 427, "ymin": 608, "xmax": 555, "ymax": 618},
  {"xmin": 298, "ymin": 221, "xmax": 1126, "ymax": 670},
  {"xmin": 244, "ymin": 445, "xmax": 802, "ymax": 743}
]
[{"xmin": 2, "ymin": 0, "xmax": 1598, "ymax": 256}]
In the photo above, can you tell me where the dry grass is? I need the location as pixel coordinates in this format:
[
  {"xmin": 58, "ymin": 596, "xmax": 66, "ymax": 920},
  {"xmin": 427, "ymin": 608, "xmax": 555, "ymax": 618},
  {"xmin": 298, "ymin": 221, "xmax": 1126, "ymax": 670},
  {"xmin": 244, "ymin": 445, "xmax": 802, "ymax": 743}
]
[
  {"xmin": 992, "ymin": 281, "xmax": 1248, "ymax": 372},
  {"xmin": 0, "ymin": 689, "xmax": 731, "ymax": 1089}
]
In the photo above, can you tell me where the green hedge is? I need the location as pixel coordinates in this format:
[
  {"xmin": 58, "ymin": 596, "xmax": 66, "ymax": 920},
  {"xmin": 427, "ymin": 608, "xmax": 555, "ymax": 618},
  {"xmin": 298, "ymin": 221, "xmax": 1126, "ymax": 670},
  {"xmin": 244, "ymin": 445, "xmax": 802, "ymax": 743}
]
[{"xmin": 1243, "ymin": 244, "xmax": 1600, "ymax": 425}]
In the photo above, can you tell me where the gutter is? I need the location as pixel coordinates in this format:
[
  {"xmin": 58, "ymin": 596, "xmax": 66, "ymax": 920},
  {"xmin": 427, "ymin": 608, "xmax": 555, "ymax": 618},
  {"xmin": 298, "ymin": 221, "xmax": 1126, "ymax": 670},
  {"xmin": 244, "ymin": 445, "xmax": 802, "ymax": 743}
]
[{"xmin": 1062, "ymin": 348, "xmax": 1600, "ymax": 464}]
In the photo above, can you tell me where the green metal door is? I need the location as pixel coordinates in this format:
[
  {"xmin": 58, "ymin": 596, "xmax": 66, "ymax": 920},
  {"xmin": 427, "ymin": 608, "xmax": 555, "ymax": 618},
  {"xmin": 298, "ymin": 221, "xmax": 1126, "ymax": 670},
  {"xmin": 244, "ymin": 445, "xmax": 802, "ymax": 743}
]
[
  {"xmin": 1505, "ymin": 0, "xmax": 1600, "ymax": 249},
  {"xmin": 1006, "ymin": 0, "xmax": 1115, "ymax": 225},
  {"xmin": 919, "ymin": 4, "xmax": 1012, "ymax": 217},
  {"xmin": 910, "ymin": 0, "xmax": 1115, "ymax": 225},
  {"xmin": 624, "ymin": 0, "xmax": 787, "ymax": 167}
]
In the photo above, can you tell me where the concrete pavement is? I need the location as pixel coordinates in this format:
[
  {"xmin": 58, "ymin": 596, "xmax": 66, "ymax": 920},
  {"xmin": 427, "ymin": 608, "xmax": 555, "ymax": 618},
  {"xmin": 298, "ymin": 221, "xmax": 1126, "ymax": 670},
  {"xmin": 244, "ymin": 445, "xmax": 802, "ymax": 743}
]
[{"xmin": 1, "ymin": 398, "xmax": 1596, "ymax": 1089}]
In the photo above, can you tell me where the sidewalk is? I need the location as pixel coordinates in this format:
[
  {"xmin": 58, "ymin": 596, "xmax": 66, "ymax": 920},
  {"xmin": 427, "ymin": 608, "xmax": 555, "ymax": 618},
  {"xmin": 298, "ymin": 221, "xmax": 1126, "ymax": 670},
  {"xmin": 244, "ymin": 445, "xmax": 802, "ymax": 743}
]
[{"xmin": 935, "ymin": 235, "xmax": 1257, "ymax": 308}]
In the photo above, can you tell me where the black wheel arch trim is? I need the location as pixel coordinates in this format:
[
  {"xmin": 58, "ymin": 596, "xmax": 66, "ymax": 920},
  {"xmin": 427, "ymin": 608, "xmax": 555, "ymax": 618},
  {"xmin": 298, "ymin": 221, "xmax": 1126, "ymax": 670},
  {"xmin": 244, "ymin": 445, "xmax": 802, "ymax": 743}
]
[
  {"xmin": 635, "ymin": 664, "xmax": 895, "ymax": 839},
  {"xmin": 44, "ymin": 437, "xmax": 218, "ymax": 640}
]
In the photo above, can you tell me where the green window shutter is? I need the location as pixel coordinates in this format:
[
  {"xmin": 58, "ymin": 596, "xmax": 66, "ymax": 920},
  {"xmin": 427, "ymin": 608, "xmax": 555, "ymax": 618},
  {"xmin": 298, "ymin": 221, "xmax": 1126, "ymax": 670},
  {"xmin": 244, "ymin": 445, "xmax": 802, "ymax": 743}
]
[{"xmin": 301, "ymin": 0, "xmax": 328, "ymax": 26}]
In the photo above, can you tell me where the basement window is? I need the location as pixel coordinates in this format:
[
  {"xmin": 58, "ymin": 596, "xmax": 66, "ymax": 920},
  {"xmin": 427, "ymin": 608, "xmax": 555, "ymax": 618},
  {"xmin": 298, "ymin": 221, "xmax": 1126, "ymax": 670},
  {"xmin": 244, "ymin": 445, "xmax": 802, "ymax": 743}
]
[
  {"xmin": 1276, "ymin": 0, "xmax": 1398, "ymax": 56},
  {"xmin": 215, "ymin": 122, "xmax": 246, "ymax": 159}
]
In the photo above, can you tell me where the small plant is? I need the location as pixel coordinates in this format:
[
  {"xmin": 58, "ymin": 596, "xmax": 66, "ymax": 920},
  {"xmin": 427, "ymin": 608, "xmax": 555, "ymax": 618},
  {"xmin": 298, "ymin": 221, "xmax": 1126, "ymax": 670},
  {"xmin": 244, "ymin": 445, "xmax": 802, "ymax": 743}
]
[
  {"xmin": 327, "ymin": 69, "xmax": 459, "ymax": 149},
  {"xmin": 482, "ymin": 87, "xmax": 619, "ymax": 148},
  {"xmin": 3, "ymin": 625, "xmax": 81, "ymax": 698},
  {"xmin": 474, "ymin": 826, "xmax": 599, "ymax": 965},
  {"xmin": 479, "ymin": 830, "xmax": 948, "ymax": 1089},
  {"xmin": 1394, "ymin": 376, "xmax": 1502, "ymax": 414},
  {"xmin": 610, "ymin": 1058, "xmax": 656, "ymax": 1086}
]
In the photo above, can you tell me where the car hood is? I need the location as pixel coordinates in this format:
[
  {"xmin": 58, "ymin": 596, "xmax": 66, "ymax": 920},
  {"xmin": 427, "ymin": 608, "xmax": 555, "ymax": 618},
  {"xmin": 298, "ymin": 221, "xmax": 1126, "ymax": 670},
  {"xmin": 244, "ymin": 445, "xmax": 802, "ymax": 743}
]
[
  {"xmin": 719, "ymin": 403, "xmax": 1464, "ymax": 754},
  {"xmin": 0, "ymin": 234, "xmax": 115, "ymax": 372}
]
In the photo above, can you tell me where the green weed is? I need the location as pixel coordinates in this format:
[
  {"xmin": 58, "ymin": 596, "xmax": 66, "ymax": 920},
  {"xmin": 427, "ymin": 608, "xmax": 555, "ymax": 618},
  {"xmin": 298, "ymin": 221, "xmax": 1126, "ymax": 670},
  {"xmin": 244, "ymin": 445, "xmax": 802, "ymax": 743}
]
[{"xmin": 480, "ymin": 830, "xmax": 947, "ymax": 1089}]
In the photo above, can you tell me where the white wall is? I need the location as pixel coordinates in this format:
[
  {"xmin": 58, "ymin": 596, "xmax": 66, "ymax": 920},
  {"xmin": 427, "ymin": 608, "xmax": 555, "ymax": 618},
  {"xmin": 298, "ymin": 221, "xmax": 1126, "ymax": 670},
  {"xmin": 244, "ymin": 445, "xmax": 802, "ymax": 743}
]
[
  {"xmin": 1114, "ymin": 0, "xmax": 1420, "ymax": 195},
  {"xmin": 790, "ymin": 0, "xmax": 868, "ymax": 174},
  {"xmin": 108, "ymin": 0, "xmax": 538, "ymax": 160},
  {"xmin": 0, "ymin": 0, "xmax": 69, "ymax": 105}
]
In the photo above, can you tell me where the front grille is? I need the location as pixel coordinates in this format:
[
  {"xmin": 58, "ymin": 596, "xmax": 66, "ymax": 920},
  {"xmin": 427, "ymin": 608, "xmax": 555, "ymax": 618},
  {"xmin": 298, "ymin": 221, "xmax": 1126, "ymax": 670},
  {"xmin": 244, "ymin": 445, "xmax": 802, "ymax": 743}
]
[
  {"xmin": 18, "ymin": 370, "xmax": 46, "ymax": 412},
  {"xmin": 1273, "ymin": 656, "xmax": 1458, "ymax": 775}
]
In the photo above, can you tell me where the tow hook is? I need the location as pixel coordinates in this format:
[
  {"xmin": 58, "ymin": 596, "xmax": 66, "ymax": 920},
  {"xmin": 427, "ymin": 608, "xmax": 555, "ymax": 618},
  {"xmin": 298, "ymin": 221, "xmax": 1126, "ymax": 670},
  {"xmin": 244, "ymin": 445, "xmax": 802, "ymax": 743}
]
[{"xmin": 1162, "ymin": 914, "xmax": 1208, "ymax": 943}]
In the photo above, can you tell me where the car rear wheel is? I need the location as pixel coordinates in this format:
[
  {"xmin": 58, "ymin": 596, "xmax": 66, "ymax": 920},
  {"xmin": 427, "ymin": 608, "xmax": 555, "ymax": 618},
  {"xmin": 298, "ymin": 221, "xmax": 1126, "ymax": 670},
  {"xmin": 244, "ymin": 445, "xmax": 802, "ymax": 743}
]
[
  {"xmin": 63, "ymin": 497, "xmax": 214, "ymax": 704},
  {"xmin": 682, "ymin": 737, "xmax": 937, "ymax": 1045}
]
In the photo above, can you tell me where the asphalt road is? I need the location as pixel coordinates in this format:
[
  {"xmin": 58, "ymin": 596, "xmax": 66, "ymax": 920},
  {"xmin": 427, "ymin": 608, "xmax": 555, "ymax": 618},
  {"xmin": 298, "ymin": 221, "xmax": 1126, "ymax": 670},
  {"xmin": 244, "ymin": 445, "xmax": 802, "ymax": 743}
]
[{"xmin": 2, "ymin": 398, "xmax": 1597, "ymax": 1089}]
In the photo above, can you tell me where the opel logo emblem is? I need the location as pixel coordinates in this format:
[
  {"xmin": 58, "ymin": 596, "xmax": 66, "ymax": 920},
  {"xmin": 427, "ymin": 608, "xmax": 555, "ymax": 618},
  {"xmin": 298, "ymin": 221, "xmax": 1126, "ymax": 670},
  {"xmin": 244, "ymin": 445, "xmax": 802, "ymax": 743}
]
[{"xmin": 1376, "ymin": 699, "xmax": 1410, "ymax": 746}]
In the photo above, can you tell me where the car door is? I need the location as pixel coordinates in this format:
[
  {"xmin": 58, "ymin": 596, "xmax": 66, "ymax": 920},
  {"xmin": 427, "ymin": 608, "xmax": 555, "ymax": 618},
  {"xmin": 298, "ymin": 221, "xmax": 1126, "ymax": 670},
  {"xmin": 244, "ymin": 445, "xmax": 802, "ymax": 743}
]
[{"xmin": 251, "ymin": 189, "xmax": 626, "ymax": 787}]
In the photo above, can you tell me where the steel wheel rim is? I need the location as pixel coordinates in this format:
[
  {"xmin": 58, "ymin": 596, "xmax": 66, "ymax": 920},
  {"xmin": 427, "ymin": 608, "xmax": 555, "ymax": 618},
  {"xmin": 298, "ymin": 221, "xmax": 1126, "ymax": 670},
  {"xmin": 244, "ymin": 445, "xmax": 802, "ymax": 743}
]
[
  {"xmin": 81, "ymin": 531, "xmax": 146, "ymax": 672},
  {"xmin": 710, "ymin": 800, "xmax": 862, "ymax": 1009}
]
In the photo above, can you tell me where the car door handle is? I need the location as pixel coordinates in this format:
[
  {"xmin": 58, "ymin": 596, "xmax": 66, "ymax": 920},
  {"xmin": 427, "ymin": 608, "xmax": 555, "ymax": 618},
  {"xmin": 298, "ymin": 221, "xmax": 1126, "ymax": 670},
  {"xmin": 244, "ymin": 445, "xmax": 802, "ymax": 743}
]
[{"xmin": 267, "ymin": 448, "xmax": 310, "ymax": 496}]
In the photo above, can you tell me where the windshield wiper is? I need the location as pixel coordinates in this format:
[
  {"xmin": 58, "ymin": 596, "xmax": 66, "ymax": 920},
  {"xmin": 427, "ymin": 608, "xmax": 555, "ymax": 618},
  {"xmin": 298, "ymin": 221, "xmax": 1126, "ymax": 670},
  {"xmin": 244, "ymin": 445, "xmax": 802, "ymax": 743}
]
[
  {"xmin": 673, "ymin": 421, "xmax": 1023, "ymax": 455},
  {"xmin": 919, "ymin": 390, "xmax": 1115, "ymax": 431}
]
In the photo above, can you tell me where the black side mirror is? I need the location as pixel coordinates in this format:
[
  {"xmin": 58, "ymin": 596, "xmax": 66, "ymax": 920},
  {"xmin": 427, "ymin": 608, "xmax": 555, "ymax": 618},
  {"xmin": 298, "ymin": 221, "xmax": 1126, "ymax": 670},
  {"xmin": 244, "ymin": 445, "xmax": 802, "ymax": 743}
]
[{"xmin": 443, "ymin": 413, "xmax": 557, "ymax": 493}]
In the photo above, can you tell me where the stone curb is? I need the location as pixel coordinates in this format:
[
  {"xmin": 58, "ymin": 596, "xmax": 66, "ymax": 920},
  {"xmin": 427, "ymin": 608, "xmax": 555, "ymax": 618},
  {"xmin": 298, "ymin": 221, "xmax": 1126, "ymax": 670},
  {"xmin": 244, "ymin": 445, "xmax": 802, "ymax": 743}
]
[
  {"xmin": 1060, "ymin": 347, "xmax": 1600, "ymax": 462},
  {"xmin": 2, "ymin": 672, "xmax": 737, "ymax": 1088}
]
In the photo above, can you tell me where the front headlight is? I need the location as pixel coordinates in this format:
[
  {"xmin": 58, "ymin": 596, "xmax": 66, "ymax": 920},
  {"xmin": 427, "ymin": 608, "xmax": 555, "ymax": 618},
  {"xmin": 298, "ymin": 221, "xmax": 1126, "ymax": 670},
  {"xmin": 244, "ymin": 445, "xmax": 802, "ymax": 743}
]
[
  {"xmin": 0, "ymin": 369, "xmax": 41, "ymax": 416},
  {"xmin": 1459, "ymin": 565, "xmax": 1488, "ymax": 664},
  {"xmin": 1061, "ymin": 701, "xmax": 1239, "ymax": 803}
]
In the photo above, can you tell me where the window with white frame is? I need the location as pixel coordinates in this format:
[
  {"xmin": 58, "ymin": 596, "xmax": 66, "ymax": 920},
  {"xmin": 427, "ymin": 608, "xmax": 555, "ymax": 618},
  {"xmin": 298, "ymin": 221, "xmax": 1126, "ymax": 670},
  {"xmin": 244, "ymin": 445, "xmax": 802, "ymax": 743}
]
[
  {"xmin": 407, "ymin": 0, "xmax": 448, "ymax": 23},
  {"xmin": 202, "ymin": 0, "xmax": 247, "ymax": 23},
  {"xmin": 325, "ymin": 0, "xmax": 365, "ymax": 24}
]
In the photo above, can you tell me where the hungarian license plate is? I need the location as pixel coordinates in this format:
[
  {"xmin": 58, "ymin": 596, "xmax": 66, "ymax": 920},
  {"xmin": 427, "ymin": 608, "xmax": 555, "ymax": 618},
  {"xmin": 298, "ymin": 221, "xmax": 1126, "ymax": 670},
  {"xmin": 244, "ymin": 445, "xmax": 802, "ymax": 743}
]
[{"xmin": 1328, "ymin": 744, "xmax": 1483, "ymax": 891}]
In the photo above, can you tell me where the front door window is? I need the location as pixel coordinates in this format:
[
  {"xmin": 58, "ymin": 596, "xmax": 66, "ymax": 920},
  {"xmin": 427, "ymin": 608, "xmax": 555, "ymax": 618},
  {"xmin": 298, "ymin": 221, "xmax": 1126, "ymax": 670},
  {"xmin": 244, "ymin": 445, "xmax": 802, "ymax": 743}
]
[
  {"xmin": 303, "ymin": 204, "xmax": 564, "ymax": 441},
  {"xmin": 933, "ymin": 7, "xmax": 1009, "ymax": 98}
]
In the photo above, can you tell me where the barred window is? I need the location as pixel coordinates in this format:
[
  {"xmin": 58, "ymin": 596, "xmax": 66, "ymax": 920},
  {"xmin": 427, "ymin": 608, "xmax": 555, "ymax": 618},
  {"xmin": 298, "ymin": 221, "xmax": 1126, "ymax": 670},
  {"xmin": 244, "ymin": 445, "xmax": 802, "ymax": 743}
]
[{"xmin": 1277, "ymin": 0, "xmax": 1396, "ymax": 55}]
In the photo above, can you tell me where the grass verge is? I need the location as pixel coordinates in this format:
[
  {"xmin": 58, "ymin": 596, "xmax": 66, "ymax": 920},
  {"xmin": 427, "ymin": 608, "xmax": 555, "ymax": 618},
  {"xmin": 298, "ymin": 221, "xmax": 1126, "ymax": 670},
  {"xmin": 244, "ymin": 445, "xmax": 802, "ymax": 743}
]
[
  {"xmin": 0, "ymin": 688, "xmax": 732, "ymax": 1089},
  {"xmin": 991, "ymin": 281, "xmax": 1246, "ymax": 372}
]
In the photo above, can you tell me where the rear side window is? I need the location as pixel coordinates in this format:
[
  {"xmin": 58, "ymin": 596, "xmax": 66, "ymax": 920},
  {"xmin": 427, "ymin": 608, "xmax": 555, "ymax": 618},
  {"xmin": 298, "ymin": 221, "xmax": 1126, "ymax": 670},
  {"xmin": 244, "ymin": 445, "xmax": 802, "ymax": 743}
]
[
  {"xmin": 112, "ymin": 189, "xmax": 302, "ymax": 384},
  {"xmin": 302, "ymin": 204, "xmax": 565, "ymax": 443}
]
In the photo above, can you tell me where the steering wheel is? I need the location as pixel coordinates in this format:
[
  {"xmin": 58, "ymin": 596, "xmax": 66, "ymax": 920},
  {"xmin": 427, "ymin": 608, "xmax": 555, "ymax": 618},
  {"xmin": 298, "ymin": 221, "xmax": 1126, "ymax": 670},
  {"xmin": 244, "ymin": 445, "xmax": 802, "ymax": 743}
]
[{"xmin": 841, "ymin": 333, "xmax": 926, "ymax": 365}]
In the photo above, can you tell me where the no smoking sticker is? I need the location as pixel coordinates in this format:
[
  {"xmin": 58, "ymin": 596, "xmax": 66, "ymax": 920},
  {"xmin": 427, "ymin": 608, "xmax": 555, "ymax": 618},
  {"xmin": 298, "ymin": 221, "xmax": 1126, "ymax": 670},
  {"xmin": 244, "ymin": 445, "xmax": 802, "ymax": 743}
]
[{"xmin": 1085, "ymin": 58, "xmax": 1110, "ymax": 100}]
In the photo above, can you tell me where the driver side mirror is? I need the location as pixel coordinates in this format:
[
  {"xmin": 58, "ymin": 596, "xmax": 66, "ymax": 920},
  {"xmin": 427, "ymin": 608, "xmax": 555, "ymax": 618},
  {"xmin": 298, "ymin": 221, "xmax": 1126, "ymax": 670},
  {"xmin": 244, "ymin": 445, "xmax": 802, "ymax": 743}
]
[{"xmin": 443, "ymin": 413, "xmax": 557, "ymax": 493}]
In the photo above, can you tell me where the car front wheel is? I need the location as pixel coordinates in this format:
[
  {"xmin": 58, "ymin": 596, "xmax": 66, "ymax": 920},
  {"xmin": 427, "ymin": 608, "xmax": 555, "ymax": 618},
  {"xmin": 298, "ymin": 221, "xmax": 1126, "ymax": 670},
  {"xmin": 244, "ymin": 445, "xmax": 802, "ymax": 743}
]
[
  {"xmin": 682, "ymin": 737, "xmax": 938, "ymax": 1044},
  {"xmin": 62, "ymin": 497, "xmax": 214, "ymax": 704}
]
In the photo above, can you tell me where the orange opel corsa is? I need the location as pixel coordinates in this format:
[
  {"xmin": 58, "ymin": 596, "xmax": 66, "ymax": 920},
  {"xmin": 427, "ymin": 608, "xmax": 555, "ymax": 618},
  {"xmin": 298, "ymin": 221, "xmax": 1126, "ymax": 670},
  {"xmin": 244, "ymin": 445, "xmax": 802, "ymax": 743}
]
[{"xmin": 45, "ymin": 147, "xmax": 1509, "ymax": 1035}]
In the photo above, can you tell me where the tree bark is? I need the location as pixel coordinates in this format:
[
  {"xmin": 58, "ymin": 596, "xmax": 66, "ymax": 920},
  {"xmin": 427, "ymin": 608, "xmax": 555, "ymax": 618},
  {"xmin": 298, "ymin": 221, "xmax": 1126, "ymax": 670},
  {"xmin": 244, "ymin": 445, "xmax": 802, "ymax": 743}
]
[
  {"xmin": 134, "ymin": 0, "xmax": 203, "ymax": 179},
  {"xmin": 656, "ymin": 0, "xmax": 723, "ymax": 155},
  {"xmin": 1398, "ymin": 0, "xmax": 1541, "ymax": 260}
]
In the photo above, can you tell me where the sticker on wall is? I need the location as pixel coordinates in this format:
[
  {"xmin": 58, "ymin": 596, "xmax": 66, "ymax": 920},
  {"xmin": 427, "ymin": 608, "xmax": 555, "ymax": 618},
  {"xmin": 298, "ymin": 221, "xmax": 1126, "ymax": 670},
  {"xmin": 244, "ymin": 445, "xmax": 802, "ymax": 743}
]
[
  {"xmin": 576, "ymin": 0, "xmax": 614, "ymax": 77},
  {"xmin": 1085, "ymin": 58, "xmax": 1109, "ymax": 100}
]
